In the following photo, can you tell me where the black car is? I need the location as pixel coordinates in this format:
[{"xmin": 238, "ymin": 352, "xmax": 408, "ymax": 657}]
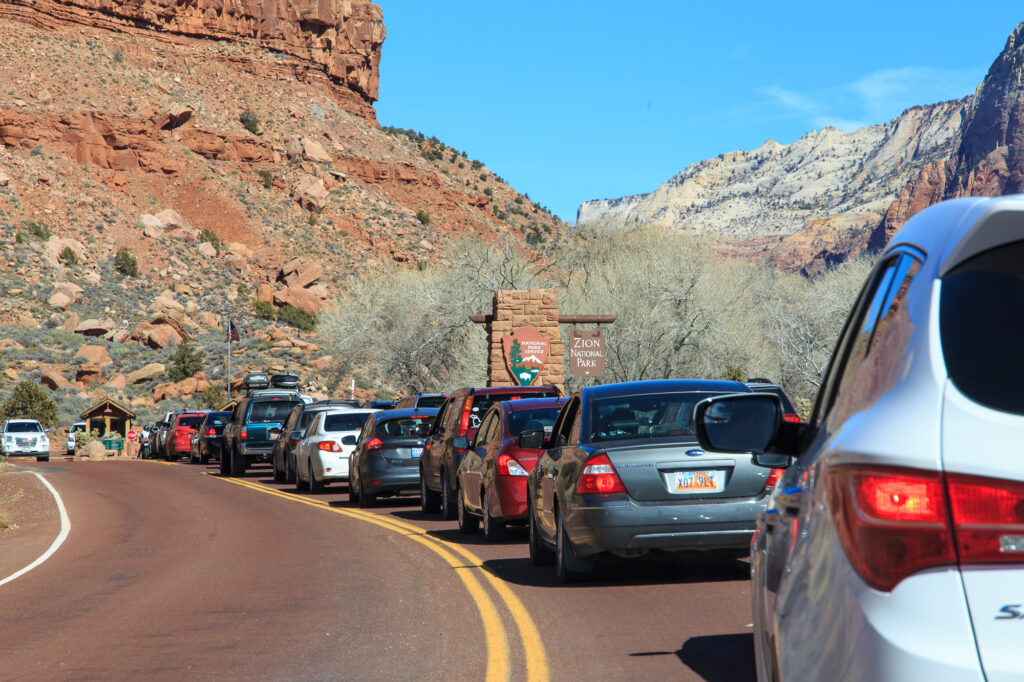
[
  {"xmin": 191, "ymin": 411, "xmax": 232, "ymax": 465},
  {"xmin": 348, "ymin": 408, "xmax": 438, "ymax": 507},
  {"xmin": 272, "ymin": 399, "xmax": 363, "ymax": 483},
  {"xmin": 394, "ymin": 393, "xmax": 449, "ymax": 409}
]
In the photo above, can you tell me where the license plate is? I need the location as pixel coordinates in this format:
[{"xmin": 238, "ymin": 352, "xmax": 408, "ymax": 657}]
[
  {"xmin": 671, "ymin": 469, "xmax": 723, "ymax": 493},
  {"xmin": 411, "ymin": 447, "xmax": 422, "ymax": 458}
]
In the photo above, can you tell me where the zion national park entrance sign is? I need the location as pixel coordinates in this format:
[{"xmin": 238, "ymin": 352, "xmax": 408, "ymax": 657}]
[{"xmin": 469, "ymin": 289, "xmax": 615, "ymax": 392}]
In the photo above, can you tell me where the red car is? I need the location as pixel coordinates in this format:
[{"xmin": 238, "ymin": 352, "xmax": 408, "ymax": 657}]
[
  {"xmin": 165, "ymin": 411, "xmax": 207, "ymax": 461},
  {"xmin": 455, "ymin": 397, "xmax": 566, "ymax": 541}
]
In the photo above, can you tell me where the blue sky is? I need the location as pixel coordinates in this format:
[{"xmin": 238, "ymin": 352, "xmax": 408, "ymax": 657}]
[{"xmin": 375, "ymin": 3, "xmax": 1022, "ymax": 223}]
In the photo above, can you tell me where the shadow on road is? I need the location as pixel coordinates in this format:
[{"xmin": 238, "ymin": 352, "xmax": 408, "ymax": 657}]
[
  {"xmin": 481, "ymin": 553, "xmax": 749, "ymax": 589},
  {"xmin": 673, "ymin": 633, "xmax": 755, "ymax": 682}
]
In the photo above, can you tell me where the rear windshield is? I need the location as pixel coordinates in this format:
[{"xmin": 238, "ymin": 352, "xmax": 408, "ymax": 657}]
[
  {"xmin": 206, "ymin": 413, "xmax": 230, "ymax": 427},
  {"xmin": 178, "ymin": 415, "xmax": 204, "ymax": 427},
  {"xmin": 589, "ymin": 392, "xmax": 721, "ymax": 443},
  {"xmin": 323, "ymin": 413, "xmax": 368, "ymax": 432},
  {"xmin": 468, "ymin": 391, "xmax": 559, "ymax": 429},
  {"xmin": 70, "ymin": 424, "xmax": 86, "ymax": 433},
  {"xmin": 249, "ymin": 401, "xmax": 301, "ymax": 423},
  {"xmin": 416, "ymin": 395, "xmax": 447, "ymax": 408},
  {"xmin": 379, "ymin": 416, "xmax": 434, "ymax": 439},
  {"xmin": 749, "ymin": 386, "xmax": 796, "ymax": 414},
  {"xmin": 508, "ymin": 408, "xmax": 561, "ymax": 436},
  {"xmin": 6, "ymin": 422, "xmax": 42, "ymax": 433},
  {"xmin": 941, "ymin": 240, "xmax": 1024, "ymax": 414}
]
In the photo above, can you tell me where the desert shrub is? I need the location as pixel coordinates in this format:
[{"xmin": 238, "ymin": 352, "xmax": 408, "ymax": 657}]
[
  {"xmin": 239, "ymin": 108, "xmax": 260, "ymax": 134},
  {"xmin": 257, "ymin": 169, "xmax": 273, "ymax": 189},
  {"xmin": 24, "ymin": 221, "xmax": 50, "ymax": 241},
  {"xmin": 471, "ymin": 160, "xmax": 482, "ymax": 170},
  {"xmin": 199, "ymin": 385, "xmax": 226, "ymax": 410},
  {"xmin": 415, "ymin": 210, "xmax": 430, "ymax": 226},
  {"xmin": 277, "ymin": 304, "xmax": 317, "ymax": 332},
  {"xmin": 198, "ymin": 229, "xmax": 220, "ymax": 254},
  {"xmin": 253, "ymin": 300, "xmax": 276, "ymax": 320},
  {"xmin": 0, "ymin": 381, "xmax": 58, "ymax": 426},
  {"xmin": 167, "ymin": 339, "xmax": 203, "ymax": 382},
  {"xmin": 114, "ymin": 248, "xmax": 138, "ymax": 277},
  {"xmin": 59, "ymin": 246, "xmax": 78, "ymax": 266}
]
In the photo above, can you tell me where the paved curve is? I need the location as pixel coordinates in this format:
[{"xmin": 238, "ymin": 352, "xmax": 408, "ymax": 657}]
[{"xmin": 2, "ymin": 461, "xmax": 755, "ymax": 681}]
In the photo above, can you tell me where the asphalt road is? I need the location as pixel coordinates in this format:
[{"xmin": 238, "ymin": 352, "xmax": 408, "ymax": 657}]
[{"xmin": 1, "ymin": 460, "xmax": 755, "ymax": 681}]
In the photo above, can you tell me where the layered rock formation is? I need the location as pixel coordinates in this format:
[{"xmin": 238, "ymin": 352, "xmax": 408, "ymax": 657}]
[
  {"xmin": 0, "ymin": 0, "xmax": 384, "ymax": 118},
  {"xmin": 580, "ymin": 21, "xmax": 1024, "ymax": 273}
]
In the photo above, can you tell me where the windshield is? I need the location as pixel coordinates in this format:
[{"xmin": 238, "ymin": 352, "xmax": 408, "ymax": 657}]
[
  {"xmin": 178, "ymin": 415, "xmax": 204, "ymax": 428},
  {"xmin": 6, "ymin": 422, "xmax": 42, "ymax": 433},
  {"xmin": 468, "ymin": 390, "xmax": 559, "ymax": 429},
  {"xmin": 70, "ymin": 424, "xmax": 86, "ymax": 433},
  {"xmin": 206, "ymin": 413, "xmax": 230, "ymax": 427},
  {"xmin": 323, "ymin": 413, "xmax": 368, "ymax": 432},
  {"xmin": 416, "ymin": 395, "xmax": 447, "ymax": 408},
  {"xmin": 508, "ymin": 408, "xmax": 561, "ymax": 436},
  {"xmin": 588, "ymin": 392, "xmax": 721, "ymax": 443},
  {"xmin": 378, "ymin": 415, "xmax": 434, "ymax": 439},
  {"xmin": 249, "ymin": 401, "xmax": 301, "ymax": 423}
]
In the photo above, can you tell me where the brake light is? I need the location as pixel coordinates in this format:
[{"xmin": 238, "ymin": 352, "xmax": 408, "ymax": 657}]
[
  {"xmin": 765, "ymin": 468, "xmax": 785, "ymax": 490},
  {"xmin": 318, "ymin": 441, "xmax": 341, "ymax": 452},
  {"xmin": 783, "ymin": 413, "xmax": 801, "ymax": 424},
  {"xmin": 365, "ymin": 437, "xmax": 383, "ymax": 451},
  {"xmin": 948, "ymin": 473, "xmax": 1024, "ymax": 564},
  {"xmin": 828, "ymin": 466, "xmax": 954, "ymax": 592},
  {"xmin": 576, "ymin": 454, "xmax": 626, "ymax": 495},
  {"xmin": 206, "ymin": 428, "xmax": 216, "ymax": 437},
  {"xmin": 240, "ymin": 428, "xmax": 247, "ymax": 440},
  {"xmin": 498, "ymin": 453, "xmax": 527, "ymax": 477},
  {"xmin": 458, "ymin": 397, "xmax": 474, "ymax": 437}
]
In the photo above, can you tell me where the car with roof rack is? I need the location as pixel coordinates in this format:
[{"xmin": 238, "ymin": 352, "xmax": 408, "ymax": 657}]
[{"xmin": 220, "ymin": 371, "xmax": 311, "ymax": 476}]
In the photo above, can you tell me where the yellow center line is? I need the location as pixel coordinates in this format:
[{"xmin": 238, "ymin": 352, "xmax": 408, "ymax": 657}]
[{"xmin": 206, "ymin": 474, "xmax": 514, "ymax": 682}]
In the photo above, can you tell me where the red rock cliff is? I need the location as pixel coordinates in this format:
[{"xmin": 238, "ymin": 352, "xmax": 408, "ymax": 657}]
[{"xmin": 0, "ymin": 0, "xmax": 384, "ymax": 116}]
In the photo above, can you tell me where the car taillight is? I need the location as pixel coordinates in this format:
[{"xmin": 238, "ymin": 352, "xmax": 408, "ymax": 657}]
[
  {"xmin": 765, "ymin": 468, "xmax": 785, "ymax": 490},
  {"xmin": 828, "ymin": 466, "xmax": 955, "ymax": 592},
  {"xmin": 783, "ymin": 413, "xmax": 801, "ymax": 424},
  {"xmin": 240, "ymin": 428, "xmax": 247, "ymax": 440},
  {"xmin": 458, "ymin": 397, "xmax": 474, "ymax": 437},
  {"xmin": 365, "ymin": 437, "xmax": 383, "ymax": 451},
  {"xmin": 206, "ymin": 428, "xmax": 216, "ymax": 437},
  {"xmin": 498, "ymin": 453, "xmax": 527, "ymax": 477},
  {"xmin": 947, "ymin": 473, "xmax": 1024, "ymax": 564},
  {"xmin": 576, "ymin": 453, "xmax": 626, "ymax": 495},
  {"xmin": 318, "ymin": 441, "xmax": 341, "ymax": 452}
]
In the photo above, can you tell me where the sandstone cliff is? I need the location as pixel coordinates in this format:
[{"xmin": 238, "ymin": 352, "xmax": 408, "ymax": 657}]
[{"xmin": 0, "ymin": 0, "xmax": 385, "ymax": 119}]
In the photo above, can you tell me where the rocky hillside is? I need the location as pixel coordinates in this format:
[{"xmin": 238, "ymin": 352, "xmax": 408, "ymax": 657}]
[
  {"xmin": 579, "ymin": 22, "xmax": 1024, "ymax": 275},
  {"xmin": 0, "ymin": 0, "xmax": 564, "ymax": 423}
]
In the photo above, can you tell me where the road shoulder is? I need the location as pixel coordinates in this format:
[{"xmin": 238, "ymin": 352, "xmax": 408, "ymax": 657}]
[{"xmin": 0, "ymin": 467, "xmax": 60, "ymax": 581}]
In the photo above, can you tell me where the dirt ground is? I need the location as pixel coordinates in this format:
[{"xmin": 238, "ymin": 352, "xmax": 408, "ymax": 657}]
[{"xmin": 0, "ymin": 466, "xmax": 60, "ymax": 580}]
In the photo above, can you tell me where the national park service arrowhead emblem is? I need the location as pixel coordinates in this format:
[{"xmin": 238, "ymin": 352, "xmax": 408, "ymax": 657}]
[{"xmin": 502, "ymin": 327, "xmax": 550, "ymax": 386}]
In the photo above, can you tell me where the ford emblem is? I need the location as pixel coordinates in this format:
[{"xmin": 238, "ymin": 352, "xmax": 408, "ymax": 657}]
[{"xmin": 685, "ymin": 448, "xmax": 704, "ymax": 457}]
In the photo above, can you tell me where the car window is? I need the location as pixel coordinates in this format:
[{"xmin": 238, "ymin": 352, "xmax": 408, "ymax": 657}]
[
  {"xmin": 829, "ymin": 254, "xmax": 920, "ymax": 423},
  {"xmin": 323, "ymin": 413, "xmax": 368, "ymax": 432},
  {"xmin": 588, "ymin": 392, "xmax": 719, "ymax": 443},
  {"xmin": 416, "ymin": 395, "xmax": 447, "ymax": 408},
  {"xmin": 6, "ymin": 422, "xmax": 42, "ymax": 433},
  {"xmin": 508, "ymin": 408, "xmax": 561, "ymax": 437},
  {"xmin": 378, "ymin": 415, "xmax": 435, "ymax": 439},
  {"xmin": 178, "ymin": 415, "xmax": 204, "ymax": 428},
  {"xmin": 555, "ymin": 398, "xmax": 580, "ymax": 446},
  {"xmin": 475, "ymin": 411, "xmax": 499, "ymax": 446},
  {"xmin": 249, "ymin": 400, "xmax": 301, "ymax": 423},
  {"xmin": 941, "ymin": 239, "xmax": 1024, "ymax": 414}
]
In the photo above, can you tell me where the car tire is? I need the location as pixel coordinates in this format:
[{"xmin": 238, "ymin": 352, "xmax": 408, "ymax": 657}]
[
  {"xmin": 420, "ymin": 472, "xmax": 440, "ymax": 514},
  {"xmin": 457, "ymin": 487, "xmax": 479, "ymax": 534},
  {"xmin": 309, "ymin": 464, "xmax": 324, "ymax": 494},
  {"xmin": 358, "ymin": 479, "xmax": 375, "ymax": 508},
  {"xmin": 190, "ymin": 450, "xmax": 199, "ymax": 465},
  {"xmin": 441, "ymin": 474, "xmax": 457, "ymax": 521},
  {"xmin": 481, "ymin": 489, "xmax": 505, "ymax": 543},
  {"xmin": 296, "ymin": 459, "xmax": 308, "ymax": 491},
  {"xmin": 219, "ymin": 447, "xmax": 230, "ymax": 476},
  {"xmin": 36, "ymin": 455, "xmax": 49, "ymax": 462},
  {"xmin": 200, "ymin": 451, "xmax": 210, "ymax": 465},
  {"xmin": 348, "ymin": 477, "xmax": 360, "ymax": 504},
  {"xmin": 286, "ymin": 454, "xmax": 297, "ymax": 484},
  {"xmin": 528, "ymin": 500, "xmax": 553, "ymax": 566},
  {"xmin": 555, "ymin": 508, "xmax": 592, "ymax": 583},
  {"xmin": 229, "ymin": 448, "xmax": 246, "ymax": 477}
]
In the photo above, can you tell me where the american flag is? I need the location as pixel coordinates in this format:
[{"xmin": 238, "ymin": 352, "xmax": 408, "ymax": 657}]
[{"xmin": 227, "ymin": 320, "xmax": 241, "ymax": 343}]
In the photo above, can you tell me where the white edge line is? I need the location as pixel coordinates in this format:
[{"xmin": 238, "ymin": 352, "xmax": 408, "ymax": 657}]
[{"xmin": 0, "ymin": 472, "xmax": 71, "ymax": 588}]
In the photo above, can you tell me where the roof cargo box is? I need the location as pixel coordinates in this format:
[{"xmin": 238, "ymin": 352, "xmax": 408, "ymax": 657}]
[{"xmin": 271, "ymin": 372, "xmax": 300, "ymax": 389}]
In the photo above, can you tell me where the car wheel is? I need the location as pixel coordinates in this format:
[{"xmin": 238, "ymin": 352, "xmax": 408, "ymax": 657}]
[
  {"xmin": 219, "ymin": 447, "xmax": 230, "ymax": 476},
  {"xmin": 286, "ymin": 454, "xmax": 297, "ymax": 484},
  {"xmin": 457, "ymin": 486, "xmax": 479, "ymax": 534},
  {"xmin": 309, "ymin": 464, "xmax": 324, "ymax": 494},
  {"xmin": 36, "ymin": 455, "xmax": 49, "ymax": 462},
  {"xmin": 229, "ymin": 448, "xmax": 246, "ymax": 477},
  {"xmin": 295, "ymin": 459, "xmax": 308, "ymax": 491},
  {"xmin": 190, "ymin": 450, "xmax": 199, "ymax": 465},
  {"xmin": 441, "ymin": 474, "xmax": 457, "ymax": 521},
  {"xmin": 528, "ymin": 500, "xmax": 553, "ymax": 566},
  {"xmin": 358, "ymin": 479, "xmax": 376, "ymax": 508},
  {"xmin": 348, "ymin": 477, "xmax": 360, "ymax": 504},
  {"xmin": 482, "ymin": 489, "xmax": 505, "ymax": 543},
  {"xmin": 555, "ymin": 508, "xmax": 592, "ymax": 583},
  {"xmin": 420, "ymin": 472, "xmax": 440, "ymax": 514}
]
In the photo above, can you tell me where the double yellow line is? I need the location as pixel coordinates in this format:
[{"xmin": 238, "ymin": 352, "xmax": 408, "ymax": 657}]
[{"xmin": 207, "ymin": 473, "xmax": 548, "ymax": 682}]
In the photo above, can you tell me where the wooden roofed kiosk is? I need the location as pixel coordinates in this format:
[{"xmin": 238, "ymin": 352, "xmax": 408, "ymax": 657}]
[{"xmin": 80, "ymin": 398, "xmax": 136, "ymax": 439}]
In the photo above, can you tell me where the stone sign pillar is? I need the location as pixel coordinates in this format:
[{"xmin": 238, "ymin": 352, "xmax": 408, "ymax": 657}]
[{"xmin": 487, "ymin": 289, "xmax": 564, "ymax": 391}]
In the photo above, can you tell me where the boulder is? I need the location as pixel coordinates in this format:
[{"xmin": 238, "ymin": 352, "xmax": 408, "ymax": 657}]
[
  {"xmin": 136, "ymin": 323, "xmax": 182, "ymax": 349},
  {"xmin": 256, "ymin": 283, "xmax": 274, "ymax": 304},
  {"xmin": 75, "ymin": 344, "xmax": 113, "ymax": 367},
  {"xmin": 285, "ymin": 136, "xmax": 303, "ymax": 162},
  {"xmin": 75, "ymin": 364, "xmax": 103, "ymax": 387},
  {"xmin": 198, "ymin": 242, "xmax": 217, "ymax": 258},
  {"xmin": 40, "ymin": 371, "xmax": 72, "ymax": 390},
  {"xmin": 273, "ymin": 285, "xmax": 325, "ymax": 313},
  {"xmin": 76, "ymin": 440, "xmax": 107, "ymax": 461},
  {"xmin": 126, "ymin": 363, "xmax": 165, "ymax": 384},
  {"xmin": 284, "ymin": 261, "xmax": 323, "ymax": 289},
  {"xmin": 225, "ymin": 252, "xmax": 249, "ymax": 274},
  {"xmin": 0, "ymin": 170, "xmax": 9, "ymax": 187},
  {"xmin": 59, "ymin": 313, "xmax": 80, "ymax": 334},
  {"xmin": 152, "ymin": 295, "xmax": 185, "ymax": 314},
  {"xmin": 291, "ymin": 174, "xmax": 329, "ymax": 212},
  {"xmin": 197, "ymin": 311, "xmax": 220, "ymax": 328},
  {"xmin": 105, "ymin": 374, "xmax": 127, "ymax": 390},
  {"xmin": 104, "ymin": 327, "xmax": 132, "ymax": 344},
  {"xmin": 151, "ymin": 103, "xmax": 193, "ymax": 130},
  {"xmin": 52, "ymin": 282, "xmax": 83, "ymax": 304},
  {"xmin": 75, "ymin": 318, "xmax": 116, "ymax": 336},
  {"xmin": 48, "ymin": 291, "xmax": 72, "ymax": 310},
  {"xmin": 300, "ymin": 137, "xmax": 332, "ymax": 163}
]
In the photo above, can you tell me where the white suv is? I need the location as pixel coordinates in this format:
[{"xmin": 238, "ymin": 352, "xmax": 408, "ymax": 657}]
[
  {"xmin": 66, "ymin": 421, "xmax": 87, "ymax": 456},
  {"xmin": 1, "ymin": 419, "xmax": 50, "ymax": 461}
]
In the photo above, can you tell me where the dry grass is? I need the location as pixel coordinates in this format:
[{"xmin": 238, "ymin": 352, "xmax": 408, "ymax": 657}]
[{"xmin": 0, "ymin": 487, "xmax": 24, "ymax": 531}]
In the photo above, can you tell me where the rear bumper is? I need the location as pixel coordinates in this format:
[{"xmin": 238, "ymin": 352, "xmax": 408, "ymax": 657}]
[
  {"xmin": 495, "ymin": 477, "xmax": 529, "ymax": 521},
  {"xmin": 240, "ymin": 444, "xmax": 273, "ymax": 461},
  {"xmin": 568, "ymin": 496, "xmax": 765, "ymax": 558},
  {"xmin": 361, "ymin": 453, "xmax": 421, "ymax": 494}
]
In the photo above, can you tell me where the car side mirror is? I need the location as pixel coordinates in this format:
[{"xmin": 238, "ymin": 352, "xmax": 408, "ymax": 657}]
[
  {"xmin": 342, "ymin": 435, "xmax": 357, "ymax": 446},
  {"xmin": 694, "ymin": 393, "xmax": 783, "ymax": 456},
  {"xmin": 519, "ymin": 430, "xmax": 545, "ymax": 450},
  {"xmin": 268, "ymin": 427, "xmax": 282, "ymax": 440},
  {"xmin": 452, "ymin": 435, "xmax": 469, "ymax": 450}
]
